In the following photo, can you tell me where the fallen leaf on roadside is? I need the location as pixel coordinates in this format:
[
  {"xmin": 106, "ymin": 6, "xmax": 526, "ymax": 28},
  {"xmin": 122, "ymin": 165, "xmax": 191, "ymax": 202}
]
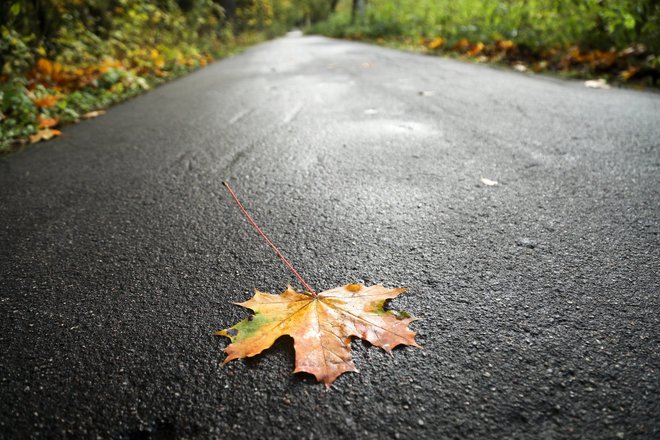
[
  {"xmin": 427, "ymin": 37, "xmax": 445, "ymax": 50},
  {"xmin": 480, "ymin": 177, "xmax": 498, "ymax": 186},
  {"xmin": 532, "ymin": 61, "xmax": 548, "ymax": 72},
  {"xmin": 584, "ymin": 78, "xmax": 610, "ymax": 89},
  {"xmin": 453, "ymin": 38, "xmax": 470, "ymax": 51},
  {"xmin": 36, "ymin": 58, "xmax": 53, "ymax": 76},
  {"xmin": 496, "ymin": 40, "xmax": 514, "ymax": 51},
  {"xmin": 33, "ymin": 95, "xmax": 58, "ymax": 108},
  {"xmin": 468, "ymin": 42, "xmax": 485, "ymax": 56},
  {"xmin": 619, "ymin": 66, "xmax": 640, "ymax": 81},
  {"xmin": 29, "ymin": 128, "xmax": 62, "ymax": 143},
  {"xmin": 82, "ymin": 110, "xmax": 106, "ymax": 119},
  {"xmin": 37, "ymin": 114, "xmax": 58, "ymax": 129},
  {"xmin": 217, "ymin": 284, "xmax": 419, "ymax": 387}
]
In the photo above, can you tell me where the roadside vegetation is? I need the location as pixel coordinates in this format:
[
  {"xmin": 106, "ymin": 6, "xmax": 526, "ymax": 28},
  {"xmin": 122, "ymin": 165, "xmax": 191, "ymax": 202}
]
[
  {"xmin": 0, "ymin": 0, "xmax": 335, "ymax": 153},
  {"xmin": 311, "ymin": 0, "xmax": 659, "ymax": 87},
  {"xmin": 4, "ymin": 1, "xmax": 658, "ymax": 154}
]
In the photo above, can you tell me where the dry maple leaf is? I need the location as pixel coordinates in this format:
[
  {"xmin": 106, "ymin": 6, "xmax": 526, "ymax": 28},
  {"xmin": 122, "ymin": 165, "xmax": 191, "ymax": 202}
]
[
  {"xmin": 217, "ymin": 283, "xmax": 419, "ymax": 387},
  {"xmin": 496, "ymin": 40, "xmax": 514, "ymax": 51},
  {"xmin": 82, "ymin": 110, "xmax": 106, "ymax": 119},
  {"xmin": 468, "ymin": 42, "xmax": 485, "ymax": 56},
  {"xmin": 29, "ymin": 128, "xmax": 62, "ymax": 143},
  {"xmin": 33, "ymin": 95, "xmax": 59, "ymax": 108},
  {"xmin": 427, "ymin": 37, "xmax": 445, "ymax": 50},
  {"xmin": 37, "ymin": 114, "xmax": 58, "ymax": 129},
  {"xmin": 217, "ymin": 182, "xmax": 420, "ymax": 387}
]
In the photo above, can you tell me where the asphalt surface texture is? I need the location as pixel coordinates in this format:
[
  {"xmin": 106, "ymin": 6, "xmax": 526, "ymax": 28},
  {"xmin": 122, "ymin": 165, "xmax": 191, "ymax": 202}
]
[{"xmin": 2, "ymin": 32, "xmax": 659, "ymax": 439}]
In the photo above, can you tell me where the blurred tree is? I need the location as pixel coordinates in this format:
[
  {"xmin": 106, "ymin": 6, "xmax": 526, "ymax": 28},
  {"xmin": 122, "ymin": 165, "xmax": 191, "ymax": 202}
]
[
  {"xmin": 216, "ymin": 0, "xmax": 236, "ymax": 19},
  {"xmin": 351, "ymin": 0, "xmax": 366, "ymax": 23}
]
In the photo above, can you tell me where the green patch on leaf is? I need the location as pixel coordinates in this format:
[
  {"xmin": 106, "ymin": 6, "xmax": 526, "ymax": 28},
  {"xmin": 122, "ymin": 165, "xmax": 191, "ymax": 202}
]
[{"xmin": 229, "ymin": 312, "xmax": 278, "ymax": 343}]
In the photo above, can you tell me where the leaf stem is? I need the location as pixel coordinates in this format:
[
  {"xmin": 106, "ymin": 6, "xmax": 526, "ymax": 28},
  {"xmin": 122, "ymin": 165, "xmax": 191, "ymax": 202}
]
[{"xmin": 222, "ymin": 181, "xmax": 317, "ymax": 296}]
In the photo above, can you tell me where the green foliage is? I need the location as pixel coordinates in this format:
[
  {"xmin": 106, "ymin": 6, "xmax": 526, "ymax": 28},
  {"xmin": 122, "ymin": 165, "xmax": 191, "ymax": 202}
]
[
  {"xmin": 0, "ymin": 78, "xmax": 37, "ymax": 144},
  {"xmin": 310, "ymin": 0, "xmax": 659, "ymax": 87},
  {"xmin": 0, "ymin": 26, "xmax": 34, "ymax": 77},
  {"xmin": 0, "ymin": 0, "xmax": 334, "ymax": 153},
  {"xmin": 313, "ymin": 0, "xmax": 660, "ymax": 54}
]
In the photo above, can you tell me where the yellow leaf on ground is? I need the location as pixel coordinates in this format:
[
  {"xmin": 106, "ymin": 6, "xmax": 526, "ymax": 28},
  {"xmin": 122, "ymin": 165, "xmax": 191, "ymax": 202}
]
[
  {"xmin": 82, "ymin": 110, "xmax": 106, "ymax": 119},
  {"xmin": 29, "ymin": 128, "xmax": 62, "ymax": 144},
  {"xmin": 620, "ymin": 66, "xmax": 640, "ymax": 81},
  {"xmin": 51, "ymin": 61, "xmax": 66, "ymax": 83},
  {"xmin": 497, "ymin": 40, "xmax": 514, "ymax": 50},
  {"xmin": 37, "ymin": 58, "xmax": 53, "ymax": 76},
  {"xmin": 453, "ymin": 38, "xmax": 470, "ymax": 51},
  {"xmin": 99, "ymin": 57, "xmax": 123, "ymax": 74},
  {"xmin": 151, "ymin": 49, "xmax": 165, "ymax": 69},
  {"xmin": 217, "ymin": 284, "xmax": 419, "ymax": 387},
  {"xmin": 37, "ymin": 115, "xmax": 59, "ymax": 129},
  {"xmin": 427, "ymin": 37, "xmax": 445, "ymax": 50},
  {"xmin": 34, "ymin": 95, "xmax": 58, "ymax": 108},
  {"xmin": 468, "ymin": 42, "xmax": 485, "ymax": 56},
  {"xmin": 532, "ymin": 61, "xmax": 548, "ymax": 72}
]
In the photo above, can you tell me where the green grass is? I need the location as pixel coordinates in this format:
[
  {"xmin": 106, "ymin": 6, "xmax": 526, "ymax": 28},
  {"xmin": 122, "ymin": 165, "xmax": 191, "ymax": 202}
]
[
  {"xmin": 310, "ymin": 0, "xmax": 660, "ymax": 86},
  {"xmin": 314, "ymin": 0, "xmax": 659, "ymax": 53}
]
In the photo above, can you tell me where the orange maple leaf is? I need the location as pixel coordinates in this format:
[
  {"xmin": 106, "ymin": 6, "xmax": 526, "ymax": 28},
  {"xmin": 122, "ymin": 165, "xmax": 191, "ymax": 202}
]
[
  {"xmin": 496, "ymin": 40, "xmax": 514, "ymax": 51},
  {"xmin": 217, "ymin": 283, "xmax": 419, "ymax": 387},
  {"xmin": 620, "ymin": 66, "xmax": 640, "ymax": 81},
  {"xmin": 468, "ymin": 42, "xmax": 485, "ymax": 56},
  {"xmin": 82, "ymin": 110, "xmax": 106, "ymax": 119},
  {"xmin": 36, "ymin": 58, "xmax": 53, "ymax": 76},
  {"xmin": 37, "ymin": 114, "xmax": 59, "ymax": 129},
  {"xmin": 453, "ymin": 38, "xmax": 470, "ymax": 51},
  {"xmin": 33, "ymin": 95, "xmax": 58, "ymax": 108},
  {"xmin": 29, "ymin": 128, "xmax": 62, "ymax": 144},
  {"xmin": 427, "ymin": 37, "xmax": 445, "ymax": 50}
]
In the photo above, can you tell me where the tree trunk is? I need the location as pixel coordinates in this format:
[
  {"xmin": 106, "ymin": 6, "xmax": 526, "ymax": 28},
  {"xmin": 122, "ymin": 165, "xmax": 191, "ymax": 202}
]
[
  {"xmin": 351, "ymin": 0, "xmax": 367, "ymax": 23},
  {"xmin": 216, "ymin": 0, "xmax": 236, "ymax": 20}
]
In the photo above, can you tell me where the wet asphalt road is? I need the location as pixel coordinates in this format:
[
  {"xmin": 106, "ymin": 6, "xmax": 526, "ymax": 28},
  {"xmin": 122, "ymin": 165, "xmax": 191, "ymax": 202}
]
[{"xmin": 1, "ymin": 33, "xmax": 660, "ymax": 439}]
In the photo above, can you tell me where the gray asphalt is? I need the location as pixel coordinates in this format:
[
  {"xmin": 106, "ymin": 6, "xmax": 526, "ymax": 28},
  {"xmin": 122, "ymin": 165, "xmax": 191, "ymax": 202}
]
[{"xmin": 1, "ymin": 32, "xmax": 659, "ymax": 439}]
